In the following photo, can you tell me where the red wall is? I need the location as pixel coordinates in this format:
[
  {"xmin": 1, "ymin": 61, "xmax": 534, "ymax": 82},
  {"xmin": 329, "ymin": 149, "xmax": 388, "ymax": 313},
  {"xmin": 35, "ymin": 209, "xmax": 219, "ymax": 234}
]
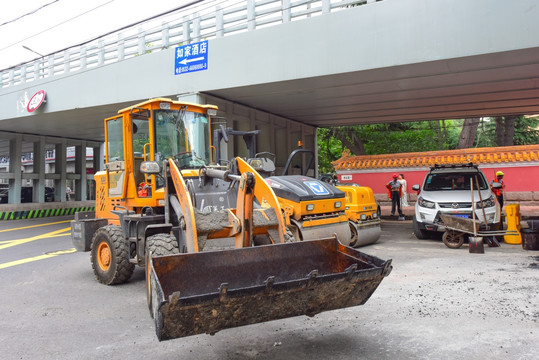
[{"xmin": 337, "ymin": 165, "xmax": 539, "ymax": 195}]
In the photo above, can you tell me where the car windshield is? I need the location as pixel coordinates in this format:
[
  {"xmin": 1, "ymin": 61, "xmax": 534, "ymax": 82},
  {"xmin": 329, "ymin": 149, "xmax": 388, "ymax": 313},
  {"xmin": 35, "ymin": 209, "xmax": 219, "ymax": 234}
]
[{"xmin": 423, "ymin": 172, "xmax": 488, "ymax": 191}]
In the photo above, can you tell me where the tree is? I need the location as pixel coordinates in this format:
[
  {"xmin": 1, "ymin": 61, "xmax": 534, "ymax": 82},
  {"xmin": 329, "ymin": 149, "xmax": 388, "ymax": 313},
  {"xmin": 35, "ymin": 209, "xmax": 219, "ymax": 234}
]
[
  {"xmin": 317, "ymin": 128, "xmax": 345, "ymax": 173},
  {"xmin": 495, "ymin": 116, "xmax": 517, "ymax": 146},
  {"xmin": 316, "ymin": 115, "xmax": 538, "ymax": 173},
  {"xmin": 512, "ymin": 116, "xmax": 539, "ymax": 145},
  {"xmin": 456, "ymin": 117, "xmax": 480, "ymax": 149},
  {"xmin": 325, "ymin": 127, "xmax": 365, "ymax": 155}
]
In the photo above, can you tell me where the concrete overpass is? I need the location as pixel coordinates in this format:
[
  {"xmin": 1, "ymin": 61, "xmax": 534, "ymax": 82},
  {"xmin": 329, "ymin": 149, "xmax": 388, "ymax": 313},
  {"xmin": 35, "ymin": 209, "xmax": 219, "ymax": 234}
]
[{"xmin": 0, "ymin": 0, "xmax": 538, "ymax": 207}]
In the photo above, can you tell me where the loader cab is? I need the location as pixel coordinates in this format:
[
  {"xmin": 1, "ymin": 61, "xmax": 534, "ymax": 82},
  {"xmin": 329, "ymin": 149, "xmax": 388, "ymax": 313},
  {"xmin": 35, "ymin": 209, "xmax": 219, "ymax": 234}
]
[
  {"xmin": 101, "ymin": 99, "xmax": 217, "ymax": 219},
  {"xmin": 104, "ymin": 107, "xmax": 153, "ymax": 203}
]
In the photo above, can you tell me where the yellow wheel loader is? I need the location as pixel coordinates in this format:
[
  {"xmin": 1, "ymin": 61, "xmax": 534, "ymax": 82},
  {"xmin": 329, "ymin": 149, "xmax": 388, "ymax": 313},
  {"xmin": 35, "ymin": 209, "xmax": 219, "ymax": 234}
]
[{"xmin": 70, "ymin": 98, "xmax": 391, "ymax": 341}]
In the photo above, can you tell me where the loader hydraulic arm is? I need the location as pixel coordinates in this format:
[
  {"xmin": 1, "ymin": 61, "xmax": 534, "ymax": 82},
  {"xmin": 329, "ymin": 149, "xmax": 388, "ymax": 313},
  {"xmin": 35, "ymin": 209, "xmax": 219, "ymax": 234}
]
[
  {"xmin": 169, "ymin": 158, "xmax": 199, "ymax": 252},
  {"xmin": 167, "ymin": 156, "xmax": 286, "ymax": 251}
]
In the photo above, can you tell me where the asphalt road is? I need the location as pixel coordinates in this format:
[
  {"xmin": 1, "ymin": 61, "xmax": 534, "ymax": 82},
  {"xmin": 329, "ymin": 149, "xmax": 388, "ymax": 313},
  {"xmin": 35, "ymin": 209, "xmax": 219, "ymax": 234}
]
[{"xmin": 0, "ymin": 217, "xmax": 537, "ymax": 360}]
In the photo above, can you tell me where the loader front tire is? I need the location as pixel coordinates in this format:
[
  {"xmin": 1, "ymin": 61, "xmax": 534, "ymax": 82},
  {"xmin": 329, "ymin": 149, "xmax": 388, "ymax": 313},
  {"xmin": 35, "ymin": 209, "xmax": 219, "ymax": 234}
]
[
  {"xmin": 145, "ymin": 233, "xmax": 179, "ymax": 317},
  {"xmin": 90, "ymin": 225, "xmax": 134, "ymax": 285},
  {"xmin": 146, "ymin": 233, "xmax": 180, "ymax": 256}
]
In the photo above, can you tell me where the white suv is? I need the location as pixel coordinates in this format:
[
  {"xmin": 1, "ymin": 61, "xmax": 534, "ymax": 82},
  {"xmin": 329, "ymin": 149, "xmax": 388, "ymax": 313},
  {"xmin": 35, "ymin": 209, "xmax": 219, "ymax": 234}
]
[{"xmin": 412, "ymin": 164, "xmax": 500, "ymax": 239}]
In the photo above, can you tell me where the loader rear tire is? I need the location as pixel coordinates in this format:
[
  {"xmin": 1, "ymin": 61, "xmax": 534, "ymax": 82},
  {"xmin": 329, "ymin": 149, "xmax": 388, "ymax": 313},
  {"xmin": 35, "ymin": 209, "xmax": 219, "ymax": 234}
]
[
  {"xmin": 90, "ymin": 225, "xmax": 134, "ymax": 285},
  {"xmin": 145, "ymin": 233, "xmax": 179, "ymax": 317}
]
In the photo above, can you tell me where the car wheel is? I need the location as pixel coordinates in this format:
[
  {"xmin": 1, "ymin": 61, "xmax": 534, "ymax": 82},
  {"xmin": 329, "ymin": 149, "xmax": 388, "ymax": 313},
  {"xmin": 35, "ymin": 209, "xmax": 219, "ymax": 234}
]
[{"xmin": 413, "ymin": 216, "xmax": 429, "ymax": 239}]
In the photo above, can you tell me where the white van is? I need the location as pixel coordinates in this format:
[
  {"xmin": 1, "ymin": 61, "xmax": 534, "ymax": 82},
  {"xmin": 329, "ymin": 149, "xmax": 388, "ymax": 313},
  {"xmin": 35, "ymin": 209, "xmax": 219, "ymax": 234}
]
[{"xmin": 412, "ymin": 164, "xmax": 501, "ymax": 239}]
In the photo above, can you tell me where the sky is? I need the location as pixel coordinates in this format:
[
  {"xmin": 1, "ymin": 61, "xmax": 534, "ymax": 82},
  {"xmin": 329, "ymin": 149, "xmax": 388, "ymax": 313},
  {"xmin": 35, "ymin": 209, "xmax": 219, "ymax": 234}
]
[{"xmin": 0, "ymin": 0, "xmax": 193, "ymax": 70}]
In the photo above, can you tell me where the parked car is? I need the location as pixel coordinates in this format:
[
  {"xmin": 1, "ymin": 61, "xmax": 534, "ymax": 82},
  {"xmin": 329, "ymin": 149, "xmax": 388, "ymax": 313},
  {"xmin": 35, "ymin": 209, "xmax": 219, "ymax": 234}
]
[
  {"xmin": 0, "ymin": 185, "xmax": 7, "ymax": 203},
  {"xmin": 412, "ymin": 163, "xmax": 501, "ymax": 239},
  {"xmin": 45, "ymin": 187, "xmax": 55, "ymax": 202},
  {"xmin": 0, "ymin": 185, "xmax": 56, "ymax": 203}
]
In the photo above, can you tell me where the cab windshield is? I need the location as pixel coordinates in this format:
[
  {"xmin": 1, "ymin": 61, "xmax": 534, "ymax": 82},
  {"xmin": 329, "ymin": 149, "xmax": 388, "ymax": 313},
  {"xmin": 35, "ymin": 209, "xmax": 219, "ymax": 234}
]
[
  {"xmin": 423, "ymin": 172, "xmax": 488, "ymax": 191},
  {"xmin": 154, "ymin": 108, "xmax": 211, "ymax": 169}
]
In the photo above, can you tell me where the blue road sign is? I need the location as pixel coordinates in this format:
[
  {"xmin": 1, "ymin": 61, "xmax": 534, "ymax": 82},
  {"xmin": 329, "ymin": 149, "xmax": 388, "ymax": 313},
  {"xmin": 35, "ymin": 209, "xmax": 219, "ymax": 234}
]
[
  {"xmin": 175, "ymin": 40, "xmax": 208, "ymax": 75},
  {"xmin": 304, "ymin": 181, "xmax": 329, "ymax": 195}
]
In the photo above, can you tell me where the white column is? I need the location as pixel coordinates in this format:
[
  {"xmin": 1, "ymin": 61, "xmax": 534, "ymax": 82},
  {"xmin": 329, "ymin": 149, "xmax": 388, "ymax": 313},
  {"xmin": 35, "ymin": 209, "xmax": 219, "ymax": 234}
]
[
  {"xmin": 138, "ymin": 27, "xmax": 146, "ymax": 56},
  {"xmin": 161, "ymin": 22, "xmax": 170, "ymax": 48},
  {"xmin": 247, "ymin": 0, "xmax": 255, "ymax": 31},
  {"xmin": 283, "ymin": 0, "xmax": 291, "ymax": 22},
  {"xmin": 216, "ymin": 6, "xmax": 224, "ymax": 37}
]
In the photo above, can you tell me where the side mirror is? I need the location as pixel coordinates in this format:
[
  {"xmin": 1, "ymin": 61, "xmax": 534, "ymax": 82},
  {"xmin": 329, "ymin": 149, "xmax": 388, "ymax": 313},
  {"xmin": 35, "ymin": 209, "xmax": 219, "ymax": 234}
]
[
  {"xmin": 140, "ymin": 161, "xmax": 161, "ymax": 174},
  {"xmin": 412, "ymin": 184, "xmax": 420, "ymax": 191}
]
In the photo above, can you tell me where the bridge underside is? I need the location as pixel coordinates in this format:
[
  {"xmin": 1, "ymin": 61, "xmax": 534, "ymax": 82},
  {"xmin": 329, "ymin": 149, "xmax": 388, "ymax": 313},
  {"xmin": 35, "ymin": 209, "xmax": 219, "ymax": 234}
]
[
  {"xmin": 2, "ymin": 44, "xmax": 539, "ymax": 148},
  {"xmin": 208, "ymin": 47, "xmax": 539, "ymax": 127}
]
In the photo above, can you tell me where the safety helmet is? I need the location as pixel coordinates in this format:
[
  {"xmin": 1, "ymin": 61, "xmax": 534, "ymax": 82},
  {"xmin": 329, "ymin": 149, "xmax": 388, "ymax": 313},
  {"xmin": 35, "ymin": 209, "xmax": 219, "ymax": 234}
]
[
  {"xmin": 392, "ymin": 173, "xmax": 398, "ymax": 178},
  {"xmin": 496, "ymin": 171, "xmax": 504, "ymax": 177}
]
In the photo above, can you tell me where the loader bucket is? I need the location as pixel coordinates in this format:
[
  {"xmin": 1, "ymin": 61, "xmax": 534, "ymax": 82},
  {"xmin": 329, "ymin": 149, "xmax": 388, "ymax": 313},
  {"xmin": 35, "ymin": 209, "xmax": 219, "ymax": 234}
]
[{"xmin": 148, "ymin": 237, "xmax": 392, "ymax": 341}]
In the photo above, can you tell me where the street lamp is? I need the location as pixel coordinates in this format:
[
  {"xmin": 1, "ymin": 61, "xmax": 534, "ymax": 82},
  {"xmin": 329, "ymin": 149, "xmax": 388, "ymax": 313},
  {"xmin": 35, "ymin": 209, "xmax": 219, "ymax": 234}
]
[
  {"xmin": 22, "ymin": 45, "xmax": 45, "ymax": 79},
  {"xmin": 22, "ymin": 45, "xmax": 44, "ymax": 58}
]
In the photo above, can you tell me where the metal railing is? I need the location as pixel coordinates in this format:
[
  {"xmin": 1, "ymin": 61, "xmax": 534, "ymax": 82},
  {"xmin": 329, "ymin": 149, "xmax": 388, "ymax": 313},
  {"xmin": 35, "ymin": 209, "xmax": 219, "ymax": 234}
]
[{"xmin": 0, "ymin": 0, "xmax": 379, "ymax": 88}]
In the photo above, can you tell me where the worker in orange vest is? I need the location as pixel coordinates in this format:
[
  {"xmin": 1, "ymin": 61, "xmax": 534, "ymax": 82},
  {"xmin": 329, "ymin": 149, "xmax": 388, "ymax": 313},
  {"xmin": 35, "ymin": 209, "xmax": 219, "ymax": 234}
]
[
  {"xmin": 137, "ymin": 182, "xmax": 150, "ymax": 197},
  {"xmin": 386, "ymin": 173, "xmax": 403, "ymax": 218},
  {"xmin": 490, "ymin": 171, "xmax": 505, "ymax": 209}
]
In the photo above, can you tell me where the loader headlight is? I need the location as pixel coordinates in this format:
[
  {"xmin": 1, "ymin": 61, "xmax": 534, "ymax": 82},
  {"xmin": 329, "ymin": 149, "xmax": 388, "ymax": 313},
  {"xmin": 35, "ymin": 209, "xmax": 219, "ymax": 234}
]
[
  {"xmin": 207, "ymin": 108, "xmax": 217, "ymax": 116},
  {"xmin": 360, "ymin": 214, "xmax": 367, "ymax": 220},
  {"xmin": 306, "ymin": 204, "xmax": 315, "ymax": 211},
  {"xmin": 249, "ymin": 159, "xmax": 263, "ymax": 171},
  {"xmin": 334, "ymin": 201, "xmax": 342, "ymax": 208},
  {"xmin": 372, "ymin": 212, "xmax": 378, "ymax": 219}
]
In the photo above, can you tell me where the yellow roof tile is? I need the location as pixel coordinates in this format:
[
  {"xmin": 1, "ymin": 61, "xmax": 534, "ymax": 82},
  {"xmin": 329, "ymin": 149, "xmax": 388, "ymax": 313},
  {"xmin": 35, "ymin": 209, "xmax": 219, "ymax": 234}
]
[{"xmin": 332, "ymin": 144, "xmax": 539, "ymax": 170}]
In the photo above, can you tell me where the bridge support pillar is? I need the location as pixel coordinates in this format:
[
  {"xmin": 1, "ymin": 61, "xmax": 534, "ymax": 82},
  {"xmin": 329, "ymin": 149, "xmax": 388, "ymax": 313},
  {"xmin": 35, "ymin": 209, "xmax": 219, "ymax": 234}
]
[
  {"xmin": 8, "ymin": 135, "xmax": 22, "ymax": 204},
  {"xmin": 33, "ymin": 137, "xmax": 46, "ymax": 202},
  {"xmin": 55, "ymin": 141, "xmax": 67, "ymax": 202}
]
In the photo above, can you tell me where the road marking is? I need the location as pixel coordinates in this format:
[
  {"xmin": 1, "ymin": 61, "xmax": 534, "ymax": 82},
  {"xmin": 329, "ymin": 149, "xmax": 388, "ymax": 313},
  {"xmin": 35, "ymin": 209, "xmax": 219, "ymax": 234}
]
[
  {"xmin": 0, "ymin": 220, "xmax": 71, "ymax": 233},
  {"xmin": 0, "ymin": 248, "xmax": 77, "ymax": 269},
  {"xmin": 0, "ymin": 227, "xmax": 71, "ymax": 250}
]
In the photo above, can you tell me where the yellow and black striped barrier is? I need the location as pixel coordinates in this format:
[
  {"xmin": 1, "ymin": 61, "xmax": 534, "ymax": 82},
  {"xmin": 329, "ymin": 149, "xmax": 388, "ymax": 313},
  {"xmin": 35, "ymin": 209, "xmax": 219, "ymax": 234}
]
[{"xmin": 0, "ymin": 206, "xmax": 95, "ymax": 221}]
